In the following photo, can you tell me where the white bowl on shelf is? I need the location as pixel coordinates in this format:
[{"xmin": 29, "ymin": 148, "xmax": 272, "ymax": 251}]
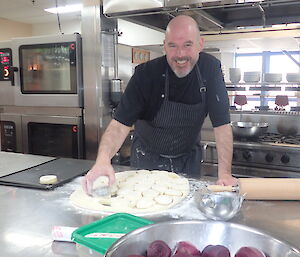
[
  {"xmin": 286, "ymin": 73, "xmax": 300, "ymax": 83},
  {"xmin": 229, "ymin": 68, "xmax": 241, "ymax": 83},
  {"xmin": 263, "ymin": 73, "xmax": 282, "ymax": 83},
  {"xmin": 244, "ymin": 71, "xmax": 261, "ymax": 82}
]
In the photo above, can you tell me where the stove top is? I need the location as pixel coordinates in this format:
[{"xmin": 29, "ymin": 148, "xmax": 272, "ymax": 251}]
[
  {"xmin": 233, "ymin": 133, "xmax": 300, "ymax": 147},
  {"xmin": 203, "ymin": 132, "xmax": 300, "ymax": 174},
  {"xmin": 258, "ymin": 133, "xmax": 300, "ymax": 145}
]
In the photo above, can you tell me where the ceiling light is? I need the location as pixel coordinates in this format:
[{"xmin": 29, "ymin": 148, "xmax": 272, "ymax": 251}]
[{"xmin": 44, "ymin": 4, "xmax": 82, "ymax": 14}]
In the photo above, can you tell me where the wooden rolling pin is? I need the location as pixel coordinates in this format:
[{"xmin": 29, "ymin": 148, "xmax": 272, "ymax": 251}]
[{"xmin": 207, "ymin": 178, "xmax": 300, "ymax": 200}]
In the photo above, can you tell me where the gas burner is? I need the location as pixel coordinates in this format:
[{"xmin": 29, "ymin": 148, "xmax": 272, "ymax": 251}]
[{"xmin": 258, "ymin": 133, "xmax": 300, "ymax": 145}]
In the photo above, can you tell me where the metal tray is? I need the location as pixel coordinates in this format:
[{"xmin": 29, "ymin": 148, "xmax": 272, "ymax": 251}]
[{"xmin": 0, "ymin": 158, "xmax": 94, "ymax": 190}]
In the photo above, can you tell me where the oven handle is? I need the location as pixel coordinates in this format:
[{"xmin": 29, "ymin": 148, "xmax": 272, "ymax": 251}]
[
  {"xmin": 8, "ymin": 66, "xmax": 18, "ymax": 86},
  {"xmin": 201, "ymin": 143, "xmax": 208, "ymax": 163}
]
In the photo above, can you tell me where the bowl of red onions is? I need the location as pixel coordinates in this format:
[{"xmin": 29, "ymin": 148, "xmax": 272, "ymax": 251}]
[{"xmin": 105, "ymin": 220, "xmax": 300, "ymax": 257}]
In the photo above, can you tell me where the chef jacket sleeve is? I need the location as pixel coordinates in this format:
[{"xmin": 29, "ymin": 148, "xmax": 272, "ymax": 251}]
[
  {"xmin": 206, "ymin": 59, "xmax": 231, "ymax": 128},
  {"xmin": 114, "ymin": 65, "xmax": 148, "ymax": 127}
]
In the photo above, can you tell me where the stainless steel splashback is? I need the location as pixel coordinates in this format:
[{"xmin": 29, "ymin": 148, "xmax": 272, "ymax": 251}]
[
  {"xmin": 201, "ymin": 111, "xmax": 300, "ymax": 141},
  {"xmin": 230, "ymin": 111, "xmax": 300, "ymax": 136}
]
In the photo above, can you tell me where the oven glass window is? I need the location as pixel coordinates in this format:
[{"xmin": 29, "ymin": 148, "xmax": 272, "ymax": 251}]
[
  {"xmin": 28, "ymin": 122, "xmax": 78, "ymax": 158},
  {"xmin": 19, "ymin": 42, "xmax": 77, "ymax": 94}
]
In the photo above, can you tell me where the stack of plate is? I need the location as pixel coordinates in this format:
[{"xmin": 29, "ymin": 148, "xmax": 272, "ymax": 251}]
[
  {"xmin": 263, "ymin": 73, "xmax": 282, "ymax": 83},
  {"xmin": 244, "ymin": 71, "xmax": 261, "ymax": 82},
  {"xmin": 286, "ymin": 73, "xmax": 300, "ymax": 83},
  {"xmin": 229, "ymin": 68, "xmax": 241, "ymax": 83}
]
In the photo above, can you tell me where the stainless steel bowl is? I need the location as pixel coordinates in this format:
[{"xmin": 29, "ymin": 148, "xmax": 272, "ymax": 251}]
[
  {"xmin": 105, "ymin": 221, "xmax": 300, "ymax": 257},
  {"xmin": 194, "ymin": 191, "xmax": 243, "ymax": 221},
  {"xmin": 231, "ymin": 121, "xmax": 268, "ymax": 138}
]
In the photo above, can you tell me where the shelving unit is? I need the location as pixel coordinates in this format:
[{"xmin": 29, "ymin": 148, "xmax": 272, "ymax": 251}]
[{"xmin": 226, "ymin": 82, "xmax": 300, "ymax": 91}]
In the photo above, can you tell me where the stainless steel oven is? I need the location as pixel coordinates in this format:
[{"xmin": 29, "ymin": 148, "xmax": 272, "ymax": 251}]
[
  {"xmin": 0, "ymin": 112, "xmax": 84, "ymax": 159},
  {"xmin": 0, "ymin": 33, "xmax": 83, "ymax": 108},
  {"xmin": 21, "ymin": 114, "xmax": 84, "ymax": 159}
]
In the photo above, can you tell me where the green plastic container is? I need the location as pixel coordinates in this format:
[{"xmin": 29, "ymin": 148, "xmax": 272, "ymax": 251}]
[{"xmin": 72, "ymin": 213, "xmax": 153, "ymax": 256}]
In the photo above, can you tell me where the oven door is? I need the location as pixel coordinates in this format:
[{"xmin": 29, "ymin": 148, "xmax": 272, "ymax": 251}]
[
  {"xmin": 11, "ymin": 33, "xmax": 83, "ymax": 108},
  {"xmin": 21, "ymin": 115, "xmax": 84, "ymax": 159},
  {"xmin": 0, "ymin": 113, "xmax": 22, "ymax": 152}
]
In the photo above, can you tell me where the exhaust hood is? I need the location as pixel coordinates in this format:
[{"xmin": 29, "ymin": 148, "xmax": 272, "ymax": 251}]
[
  {"xmin": 103, "ymin": 0, "xmax": 164, "ymax": 15},
  {"xmin": 103, "ymin": 0, "xmax": 300, "ymax": 32},
  {"xmin": 103, "ymin": 0, "xmax": 236, "ymax": 15}
]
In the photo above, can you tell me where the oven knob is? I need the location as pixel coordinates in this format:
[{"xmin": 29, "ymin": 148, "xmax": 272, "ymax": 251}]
[
  {"xmin": 265, "ymin": 153, "xmax": 274, "ymax": 163},
  {"xmin": 281, "ymin": 154, "xmax": 290, "ymax": 164},
  {"xmin": 242, "ymin": 151, "xmax": 252, "ymax": 161}
]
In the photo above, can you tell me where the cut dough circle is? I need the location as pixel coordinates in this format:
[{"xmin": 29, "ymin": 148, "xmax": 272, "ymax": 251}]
[{"xmin": 39, "ymin": 175, "xmax": 58, "ymax": 185}]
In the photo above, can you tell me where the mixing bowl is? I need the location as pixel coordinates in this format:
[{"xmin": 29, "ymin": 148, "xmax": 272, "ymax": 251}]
[
  {"xmin": 194, "ymin": 190, "xmax": 243, "ymax": 221},
  {"xmin": 244, "ymin": 71, "xmax": 261, "ymax": 82},
  {"xmin": 263, "ymin": 73, "xmax": 282, "ymax": 83},
  {"xmin": 105, "ymin": 220, "xmax": 300, "ymax": 257}
]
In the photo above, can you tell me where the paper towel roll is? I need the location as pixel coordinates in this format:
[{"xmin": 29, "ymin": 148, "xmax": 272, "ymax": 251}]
[{"xmin": 238, "ymin": 178, "xmax": 300, "ymax": 200}]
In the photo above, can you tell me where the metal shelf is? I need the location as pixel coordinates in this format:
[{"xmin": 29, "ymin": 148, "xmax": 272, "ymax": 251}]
[{"xmin": 226, "ymin": 83, "xmax": 300, "ymax": 91}]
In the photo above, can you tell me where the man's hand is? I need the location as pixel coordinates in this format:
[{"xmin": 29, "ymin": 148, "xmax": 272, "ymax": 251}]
[
  {"xmin": 81, "ymin": 119, "xmax": 131, "ymax": 195},
  {"xmin": 82, "ymin": 164, "xmax": 116, "ymax": 195},
  {"xmin": 216, "ymin": 173, "xmax": 238, "ymax": 186}
]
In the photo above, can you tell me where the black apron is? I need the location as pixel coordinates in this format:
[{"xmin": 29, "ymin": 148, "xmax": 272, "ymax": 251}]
[{"xmin": 130, "ymin": 65, "xmax": 207, "ymax": 177}]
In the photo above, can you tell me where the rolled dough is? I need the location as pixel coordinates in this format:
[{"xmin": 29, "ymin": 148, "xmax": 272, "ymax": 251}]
[{"xmin": 70, "ymin": 170, "xmax": 190, "ymax": 214}]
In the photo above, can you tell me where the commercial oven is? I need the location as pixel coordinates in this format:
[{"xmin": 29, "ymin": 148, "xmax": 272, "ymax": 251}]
[
  {"xmin": 0, "ymin": 113, "xmax": 84, "ymax": 159},
  {"xmin": 21, "ymin": 114, "xmax": 84, "ymax": 159},
  {"xmin": 0, "ymin": 33, "xmax": 83, "ymax": 108}
]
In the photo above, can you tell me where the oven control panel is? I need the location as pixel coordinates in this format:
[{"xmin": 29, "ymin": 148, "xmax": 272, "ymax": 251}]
[
  {"xmin": 0, "ymin": 48, "xmax": 12, "ymax": 81},
  {"xmin": 203, "ymin": 142, "xmax": 300, "ymax": 173},
  {"xmin": 0, "ymin": 121, "xmax": 17, "ymax": 152}
]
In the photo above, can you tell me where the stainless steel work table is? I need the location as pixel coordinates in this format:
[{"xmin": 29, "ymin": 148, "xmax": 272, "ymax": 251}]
[{"xmin": 0, "ymin": 165, "xmax": 300, "ymax": 257}]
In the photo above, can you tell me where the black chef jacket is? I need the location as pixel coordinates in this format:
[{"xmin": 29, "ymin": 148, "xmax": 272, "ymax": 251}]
[{"xmin": 114, "ymin": 52, "xmax": 230, "ymax": 128}]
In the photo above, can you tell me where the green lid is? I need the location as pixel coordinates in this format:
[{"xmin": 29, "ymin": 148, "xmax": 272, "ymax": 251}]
[{"xmin": 72, "ymin": 213, "xmax": 153, "ymax": 254}]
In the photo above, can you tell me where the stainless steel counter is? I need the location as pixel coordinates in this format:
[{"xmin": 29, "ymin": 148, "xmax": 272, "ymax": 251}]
[{"xmin": 0, "ymin": 165, "xmax": 300, "ymax": 257}]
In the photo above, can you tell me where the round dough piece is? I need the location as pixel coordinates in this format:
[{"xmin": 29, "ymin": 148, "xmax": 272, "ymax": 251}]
[
  {"xmin": 136, "ymin": 197, "xmax": 155, "ymax": 209},
  {"xmin": 39, "ymin": 175, "xmax": 58, "ymax": 185},
  {"xmin": 154, "ymin": 195, "xmax": 173, "ymax": 205}
]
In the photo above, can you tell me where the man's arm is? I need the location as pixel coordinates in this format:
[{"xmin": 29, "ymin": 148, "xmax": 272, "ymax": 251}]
[
  {"xmin": 213, "ymin": 123, "xmax": 237, "ymax": 186},
  {"xmin": 82, "ymin": 119, "xmax": 131, "ymax": 194}
]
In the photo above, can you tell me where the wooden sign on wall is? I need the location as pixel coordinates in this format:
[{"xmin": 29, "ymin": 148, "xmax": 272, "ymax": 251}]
[{"xmin": 132, "ymin": 48, "xmax": 150, "ymax": 64}]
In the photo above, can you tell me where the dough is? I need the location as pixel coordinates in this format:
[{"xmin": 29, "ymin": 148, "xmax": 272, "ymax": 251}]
[
  {"xmin": 39, "ymin": 175, "xmax": 58, "ymax": 184},
  {"xmin": 154, "ymin": 195, "xmax": 173, "ymax": 205},
  {"xmin": 69, "ymin": 170, "xmax": 190, "ymax": 214}
]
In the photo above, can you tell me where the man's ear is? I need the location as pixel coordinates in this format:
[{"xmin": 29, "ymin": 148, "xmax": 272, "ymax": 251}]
[{"xmin": 199, "ymin": 37, "xmax": 205, "ymax": 52}]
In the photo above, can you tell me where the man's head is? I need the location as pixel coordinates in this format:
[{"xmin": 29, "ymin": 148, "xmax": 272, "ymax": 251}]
[{"xmin": 164, "ymin": 15, "xmax": 204, "ymax": 78}]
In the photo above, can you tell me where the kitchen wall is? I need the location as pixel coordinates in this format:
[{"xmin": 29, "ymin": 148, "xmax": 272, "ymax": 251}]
[
  {"xmin": 32, "ymin": 19, "xmax": 81, "ymax": 36},
  {"xmin": 0, "ymin": 18, "xmax": 32, "ymax": 40}
]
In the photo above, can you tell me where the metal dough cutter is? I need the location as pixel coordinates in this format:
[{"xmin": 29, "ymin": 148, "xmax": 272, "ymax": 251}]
[{"xmin": 92, "ymin": 185, "xmax": 111, "ymax": 197}]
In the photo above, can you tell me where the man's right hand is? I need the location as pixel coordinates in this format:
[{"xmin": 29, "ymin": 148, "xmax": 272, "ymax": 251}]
[{"xmin": 82, "ymin": 163, "xmax": 116, "ymax": 195}]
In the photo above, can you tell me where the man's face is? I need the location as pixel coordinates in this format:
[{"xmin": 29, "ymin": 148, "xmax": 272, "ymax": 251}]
[{"xmin": 164, "ymin": 26, "xmax": 204, "ymax": 78}]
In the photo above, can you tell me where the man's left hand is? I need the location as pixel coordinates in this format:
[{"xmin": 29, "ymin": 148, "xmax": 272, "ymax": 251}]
[{"xmin": 216, "ymin": 173, "xmax": 238, "ymax": 186}]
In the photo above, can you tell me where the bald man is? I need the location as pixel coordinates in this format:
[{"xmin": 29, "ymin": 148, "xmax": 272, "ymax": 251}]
[{"xmin": 83, "ymin": 15, "xmax": 237, "ymax": 195}]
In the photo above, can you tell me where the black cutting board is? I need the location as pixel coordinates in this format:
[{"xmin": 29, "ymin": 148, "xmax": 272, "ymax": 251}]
[{"xmin": 0, "ymin": 158, "xmax": 94, "ymax": 190}]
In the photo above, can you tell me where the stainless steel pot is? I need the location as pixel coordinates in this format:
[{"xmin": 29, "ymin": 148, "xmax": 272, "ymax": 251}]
[
  {"xmin": 231, "ymin": 121, "xmax": 268, "ymax": 138},
  {"xmin": 105, "ymin": 220, "xmax": 300, "ymax": 257}
]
